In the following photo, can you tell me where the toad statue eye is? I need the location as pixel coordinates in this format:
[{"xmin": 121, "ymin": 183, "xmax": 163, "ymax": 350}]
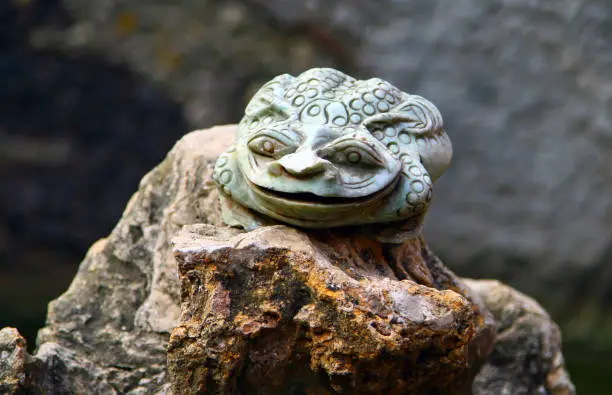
[
  {"xmin": 248, "ymin": 134, "xmax": 294, "ymax": 157},
  {"xmin": 322, "ymin": 141, "xmax": 384, "ymax": 167}
]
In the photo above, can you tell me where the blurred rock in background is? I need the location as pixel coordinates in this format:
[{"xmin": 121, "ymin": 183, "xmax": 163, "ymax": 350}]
[{"xmin": 1, "ymin": 0, "xmax": 610, "ymax": 393}]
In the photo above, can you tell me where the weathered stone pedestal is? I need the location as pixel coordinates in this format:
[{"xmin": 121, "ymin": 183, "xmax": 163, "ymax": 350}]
[
  {"xmin": 168, "ymin": 225, "xmax": 495, "ymax": 394},
  {"xmin": 0, "ymin": 126, "xmax": 575, "ymax": 394}
]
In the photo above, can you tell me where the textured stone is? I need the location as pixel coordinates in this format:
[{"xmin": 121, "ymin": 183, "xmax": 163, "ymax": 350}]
[
  {"xmin": 466, "ymin": 280, "xmax": 576, "ymax": 395},
  {"xmin": 32, "ymin": 0, "xmax": 612, "ymax": 328},
  {"xmin": 214, "ymin": 68, "xmax": 451, "ymax": 240},
  {"xmin": 15, "ymin": 125, "xmax": 235, "ymax": 393},
  {"xmin": 169, "ymin": 224, "xmax": 493, "ymax": 394},
  {"xmin": 0, "ymin": 328, "xmax": 28, "ymax": 394},
  {"xmin": 0, "ymin": 126, "xmax": 575, "ymax": 393}
]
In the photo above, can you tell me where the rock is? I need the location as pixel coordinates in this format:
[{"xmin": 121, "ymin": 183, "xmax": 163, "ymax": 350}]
[
  {"xmin": 31, "ymin": 0, "xmax": 612, "ymax": 331},
  {"xmin": 0, "ymin": 328, "xmax": 28, "ymax": 393},
  {"xmin": 168, "ymin": 225, "xmax": 494, "ymax": 394},
  {"xmin": 466, "ymin": 280, "xmax": 576, "ymax": 395},
  {"xmin": 0, "ymin": 126, "xmax": 575, "ymax": 393},
  {"xmin": 357, "ymin": 0, "xmax": 612, "ymax": 322},
  {"xmin": 16, "ymin": 125, "xmax": 235, "ymax": 393}
]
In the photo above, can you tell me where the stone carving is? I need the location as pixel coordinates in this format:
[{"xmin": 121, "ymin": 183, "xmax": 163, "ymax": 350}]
[
  {"xmin": 0, "ymin": 126, "xmax": 574, "ymax": 394},
  {"xmin": 213, "ymin": 68, "xmax": 452, "ymax": 241}
]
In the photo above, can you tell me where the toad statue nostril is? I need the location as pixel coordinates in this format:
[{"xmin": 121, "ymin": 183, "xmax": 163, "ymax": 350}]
[{"xmin": 267, "ymin": 162, "xmax": 283, "ymax": 177}]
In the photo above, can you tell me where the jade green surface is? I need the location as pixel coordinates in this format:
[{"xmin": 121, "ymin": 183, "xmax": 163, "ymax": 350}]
[{"xmin": 213, "ymin": 68, "xmax": 452, "ymax": 241}]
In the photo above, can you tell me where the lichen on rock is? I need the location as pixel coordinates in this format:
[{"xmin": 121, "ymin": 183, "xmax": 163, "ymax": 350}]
[
  {"xmin": 168, "ymin": 224, "xmax": 494, "ymax": 394},
  {"xmin": 0, "ymin": 125, "xmax": 575, "ymax": 394},
  {"xmin": 0, "ymin": 328, "xmax": 28, "ymax": 394}
]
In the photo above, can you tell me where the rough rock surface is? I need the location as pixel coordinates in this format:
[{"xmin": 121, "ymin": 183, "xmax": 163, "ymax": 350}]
[
  {"xmin": 466, "ymin": 280, "xmax": 576, "ymax": 395},
  {"xmin": 28, "ymin": 0, "xmax": 612, "ymax": 328},
  {"xmin": 168, "ymin": 225, "xmax": 494, "ymax": 395},
  {"xmin": 0, "ymin": 126, "xmax": 574, "ymax": 393},
  {"xmin": 7, "ymin": 125, "xmax": 236, "ymax": 394},
  {"xmin": 0, "ymin": 328, "xmax": 28, "ymax": 394}
]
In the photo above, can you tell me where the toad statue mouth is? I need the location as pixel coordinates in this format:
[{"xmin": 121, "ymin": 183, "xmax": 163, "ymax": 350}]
[{"xmin": 246, "ymin": 176, "xmax": 400, "ymax": 226}]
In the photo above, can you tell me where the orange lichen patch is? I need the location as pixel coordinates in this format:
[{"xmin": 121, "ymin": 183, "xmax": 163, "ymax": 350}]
[
  {"xmin": 251, "ymin": 253, "xmax": 286, "ymax": 271},
  {"xmin": 304, "ymin": 278, "xmax": 340, "ymax": 303},
  {"xmin": 235, "ymin": 317, "xmax": 263, "ymax": 337},
  {"xmin": 232, "ymin": 301, "xmax": 283, "ymax": 338},
  {"xmin": 115, "ymin": 12, "xmax": 138, "ymax": 36}
]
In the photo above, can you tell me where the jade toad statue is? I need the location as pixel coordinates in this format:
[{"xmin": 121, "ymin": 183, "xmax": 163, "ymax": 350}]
[{"xmin": 212, "ymin": 68, "xmax": 452, "ymax": 242}]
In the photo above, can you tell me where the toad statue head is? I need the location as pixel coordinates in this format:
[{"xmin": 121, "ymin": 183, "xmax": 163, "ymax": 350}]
[{"xmin": 212, "ymin": 68, "xmax": 452, "ymax": 242}]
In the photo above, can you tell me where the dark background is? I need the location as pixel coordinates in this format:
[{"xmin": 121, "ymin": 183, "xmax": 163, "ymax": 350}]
[{"xmin": 1, "ymin": 1, "xmax": 611, "ymax": 393}]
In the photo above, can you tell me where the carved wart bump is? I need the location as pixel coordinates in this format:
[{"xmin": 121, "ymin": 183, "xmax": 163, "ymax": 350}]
[{"xmin": 213, "ymin": 68, "xmax": 452, "ymax": 241}]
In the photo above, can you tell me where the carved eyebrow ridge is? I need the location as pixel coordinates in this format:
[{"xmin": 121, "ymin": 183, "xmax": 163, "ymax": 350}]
[
  {"xmin": 363, "ymin": 112, "xmax": 432, "ymax": 132},
  {"xmin": 249, "ymin": 127, "xmax": 302, "ymax": 147}
]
